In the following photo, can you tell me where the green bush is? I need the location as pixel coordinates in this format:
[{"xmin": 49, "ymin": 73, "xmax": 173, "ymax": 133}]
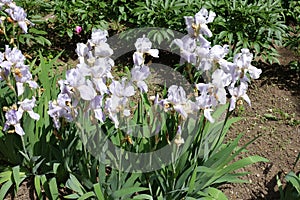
[{"xmin": 130, "ymin": 0, "xmax": 287, "ymax": 63}]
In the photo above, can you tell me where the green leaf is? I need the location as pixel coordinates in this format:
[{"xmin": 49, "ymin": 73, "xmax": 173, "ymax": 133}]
[
  {"xmin": 12, "ymin": 165, "xmax": 21, "ymax": 191},
  {"xmin": 111, "ymin": 187, "xmax": 149, "ymax": 198},
  {"xmin": 175, "ymin": 164, "xmax": 192, "ymax": 189},
  {"xmin": 0, "ymin": 170, "xmax": 12, "ymax": 185},
  {"xmin": 66, "ymin": 174, "xmax": 85, "ymax": 195},
  {"xmin": 64, "ymin": 194, "xmax": 81, "ymax": 199},
  {"xmin": 253, "ymin": 42, "xmax": 260, "ymax": 54},
  {"xmin": 0, "ymin": 180, "xmax": 13, "ymax": 200},
  {"xmin": 78, "ymin": 191, "xmax": 95, "ymax": 200},
  {"xmin": 53, "ymin": 163, "xmax": 60, "ymax": 174},
  {"xmin": 133, "ymin": 194, "xmax": 153, "ymax": 199},
  {"xmin": 263, "ymin": 113, "xmax": 278, "ymax": 121},
  {"xmin": 49, "ymin": 178, "xmax": 59, "ymax": 200},
  {"xmin": 122, "ymin": 173, "xmax": 140, "ymax": 189},
  {"xmin": 34, "ymin": 175, "xmax": 42, "ymax": 199},
  {"xmin": 285, "ymin": 172, "xmax": 300, "ymax": 193},
  {"xmin": 276, "ymin": 174, "xmax": 284, "ymax": 198},
  {"xmin": 156, "ymin": 32, "xmax": 163, "ymax": 45},
  {"xmin": 67, "ymin": 28, "xmax": 73, "ymax": 38},
  {"xmin": 203, "ymin": 187, "xmax": 228, "ymax": 200},
  {"xmin": 219, "ymin": 156, "xmax": 269, "ymax": 178},
  {"xmin": 93, "ymin": 183, "xmax": 105, "ymax": 200},
  {"xmin": 188, "ymin": 165, "xmax": 197, "ymax": 194},
  {"xmin": 29, "ymin": 28, "xmax": 48, "ymax": 35}
]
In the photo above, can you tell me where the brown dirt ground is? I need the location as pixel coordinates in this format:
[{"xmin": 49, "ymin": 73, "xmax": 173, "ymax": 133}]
[
  {"xmin": 4, "ymin": 47, "xmax": 300, "ymax": 199},
  {"xmin": 221, "ymin": 47, "xmax": 300, "ymax": 199}
]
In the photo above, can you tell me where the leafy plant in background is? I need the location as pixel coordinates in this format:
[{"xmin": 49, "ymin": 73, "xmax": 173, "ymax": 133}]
[
  {"xmin": 49, "ymin": 0, "xmax": 109, "ymax": 39},
  {"xmin": 282, "ymin": 0, "xmax": 300, "ymax": 72},
  {"xmin": 131, "ymin": 0, "xmax": 287, "ymax": 64},
  {"xmin": 132, "ymin": 0, "xmax": 211, "ymax": 45},
  {"xmin": 11, "ymin": 0, "xmax": 291, "ymax": 65},
  {"xmin": 204, "ymin": 0, "xmax": 287, "ymax": 64}
]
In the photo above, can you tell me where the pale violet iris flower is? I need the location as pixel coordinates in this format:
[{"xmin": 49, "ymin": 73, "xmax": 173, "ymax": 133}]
[
  {"xmin": 228, "ymin": 82, "xmax": 251, "ymax": 111},
  {"xmin": 173, "ymin": 35, "xmax": 197, "ymax": 65},
  {"xmin": 90, "ymin": 58, "xmax": 114, "ymax": 95},
  {"xmin": 5, "ymin": 5, "xmax": 32, "ymax": 33},
  {"xmin": 89, "ymin": 95, "xmax": 105, "ymax": 123},
  {"xmin": 0, "ymin": 46, "xmax": 38, "ymax": 96},
  {"xmin": 184, "ymin": 7, "xmax": 216, "ymax": 38},
  {"xmin": 75, "ymin": 43, "xmax": 89, "ymax": 63},
  {"xmin": 3, "ymin": 108, "xmax": 24, "ymax": 136},
  {"xmin": 48, "ymin": 93, "xmax": 77, "ymax": 129},
  {"xmin": 198, "ymin": 45, "xmax": 229, "ymax": 71},
  {"xmin": 105, "ymin": 79, "xmax": 135, "ymax": 128},
  {"xmin": 89, "ymin": 29, "xmax": 109, "ymax": 46},
  {"xmin": 14, "ymin": 63, "xmax": 39, "ymax": 96},
  {"xmin": 133, "ymin": 35, "xmax": 159, "ymax": 66},
  {"xmin": 131, "ymin": 65, "xmax": 150, "ymax": 93},
  {"xmin": 3, "ymin": 97, "xmax": 39, "ymax": 136},
  {"xmin": 94, "ymin": 42, "xmax": 113, "ymax": 58},
  {"xmin": 195, "ymin": 69, "xmax": 232, "ymax": 123},
  {"xmin": 233, "ymin": 48, "xmax": 262, "ymax": 83},
  {"xmin": 66, "ymin": 68, "xmax": 96, "ymax": 100},
  {"xmin": 163, "ymin": 85, "xmax": 197, "ymax": 119},
  {"xmin": 18, "ymin": 97, "xmax": 40, "ymax": 120}
]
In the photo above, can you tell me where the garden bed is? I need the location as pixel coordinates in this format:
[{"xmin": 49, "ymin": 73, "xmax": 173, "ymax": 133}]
[{"xmin": 4, "ymin": 46, "xmax": 300, "ymax": 200}]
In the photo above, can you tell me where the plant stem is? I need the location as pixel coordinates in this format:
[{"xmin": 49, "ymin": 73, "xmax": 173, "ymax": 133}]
[
  {"xmin": 209, "ymin": 104, "xmax": 232, "ymax": 157},
  {"xmin": 186, "ymin": 63, "xmax": 194, "ymax": 83}
]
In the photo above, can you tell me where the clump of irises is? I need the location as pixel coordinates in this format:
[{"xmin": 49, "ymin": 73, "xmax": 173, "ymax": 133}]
[
  {"xmin": 1, "ymin": 7, "xmax": 262, "ymax": 142},
  {"xmin": 47, "ymin": 8, "xmax": 262, "ymax": 148}
]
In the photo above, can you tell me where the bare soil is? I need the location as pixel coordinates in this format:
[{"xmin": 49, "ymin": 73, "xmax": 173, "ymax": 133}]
[{"xmin": 221, "ymin": 47, "xmax": 300, "ymax": 199}]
